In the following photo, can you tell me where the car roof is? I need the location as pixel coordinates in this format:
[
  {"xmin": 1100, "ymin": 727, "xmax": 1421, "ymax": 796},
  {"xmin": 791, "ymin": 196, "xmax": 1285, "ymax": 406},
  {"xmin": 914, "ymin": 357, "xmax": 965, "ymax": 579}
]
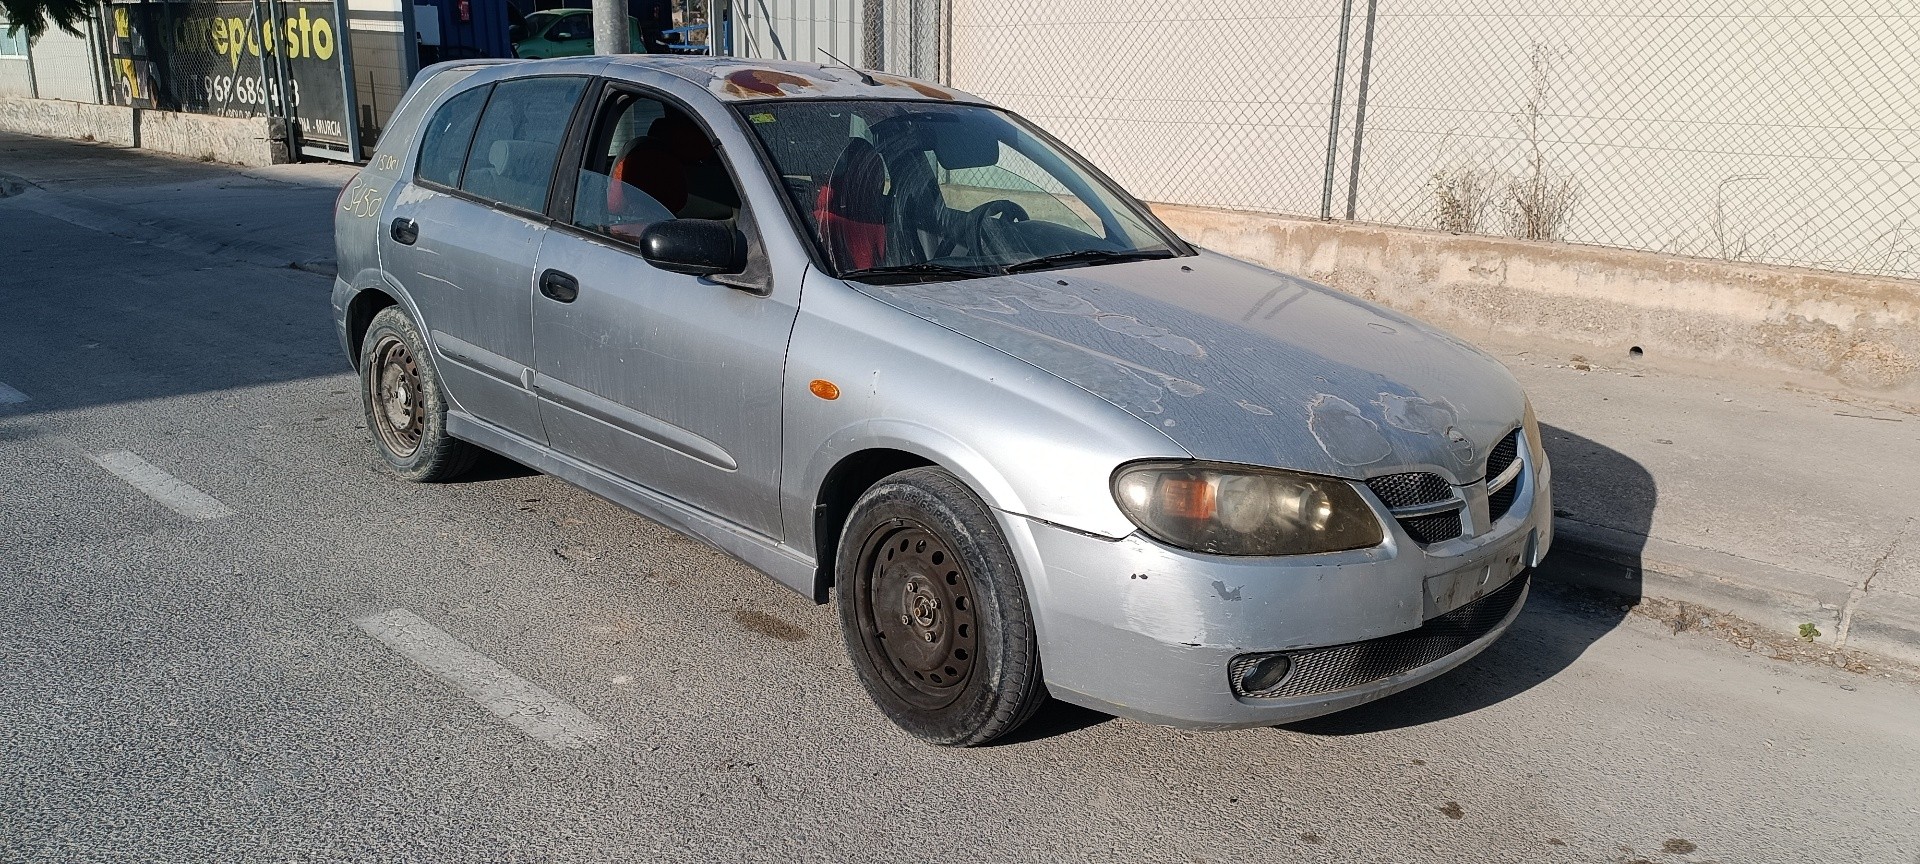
[{"xmin": 606, "ymin": 56, "xmax": 980, "ymax": 103}]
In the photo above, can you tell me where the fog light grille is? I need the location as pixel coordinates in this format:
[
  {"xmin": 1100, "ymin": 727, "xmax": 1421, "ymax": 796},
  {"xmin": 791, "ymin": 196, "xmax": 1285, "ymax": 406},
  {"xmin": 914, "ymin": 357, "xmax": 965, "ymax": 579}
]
[{"xmin": 1229, "ymin": 573, "xmax": 1528, "ymax": 699}]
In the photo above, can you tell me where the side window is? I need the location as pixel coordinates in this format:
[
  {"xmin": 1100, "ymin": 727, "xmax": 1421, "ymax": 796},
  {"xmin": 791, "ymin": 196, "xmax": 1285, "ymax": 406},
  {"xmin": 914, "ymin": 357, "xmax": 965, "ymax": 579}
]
[
  {"xmin": 459, "ymin": 75, "xmax": 588, "ymax": 213},
  {"xmin": 570, "ymin": 91, "xmax": 743, "ymax": 244},
  {"xmin": 415, "ymin": 85, "xmax": 490, "ymax": 189},
  {"xmin": 546, "ymin": 14, "xmax": 587, "ymax": 41}
]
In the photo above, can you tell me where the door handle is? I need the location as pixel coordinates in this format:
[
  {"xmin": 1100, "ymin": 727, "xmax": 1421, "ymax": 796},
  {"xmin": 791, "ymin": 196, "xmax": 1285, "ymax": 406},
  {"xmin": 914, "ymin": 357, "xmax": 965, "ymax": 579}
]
[
  {"xmin": 390, "ymin": 217, "xmax": 418, "ymax": 245},
  {"xmin": 539, "ymin": 268, "xmax": 579, "ymax": 303}
]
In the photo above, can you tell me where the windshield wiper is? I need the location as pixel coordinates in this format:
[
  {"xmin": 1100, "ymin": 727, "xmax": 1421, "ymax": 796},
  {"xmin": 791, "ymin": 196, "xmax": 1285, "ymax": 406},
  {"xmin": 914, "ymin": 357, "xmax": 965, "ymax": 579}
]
[
  {"xmin": 1002, "ymin": 248, "xmax": 1177, "ymax": 274},
  {"xmin": 839, "ymin": 261, "xmax": 1001, "ymax": 283}
]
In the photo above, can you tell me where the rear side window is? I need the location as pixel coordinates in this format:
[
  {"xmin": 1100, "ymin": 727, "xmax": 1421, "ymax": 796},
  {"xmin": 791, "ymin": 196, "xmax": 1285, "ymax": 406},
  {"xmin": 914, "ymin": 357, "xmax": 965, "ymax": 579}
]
[
  {"xmin": 459, "ymin": 76, "xmax": 588, "ymax": 213},
  {"xmin": 415, "ymin": 85, "xmax": 490, "ymax": 189}
]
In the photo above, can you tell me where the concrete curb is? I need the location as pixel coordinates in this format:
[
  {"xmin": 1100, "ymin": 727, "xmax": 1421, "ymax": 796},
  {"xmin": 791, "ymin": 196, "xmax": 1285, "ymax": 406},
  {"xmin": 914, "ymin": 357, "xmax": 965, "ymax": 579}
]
[{"xmin": 1540, "ymin": 518, "xmax": 1920, "ymax": 666}]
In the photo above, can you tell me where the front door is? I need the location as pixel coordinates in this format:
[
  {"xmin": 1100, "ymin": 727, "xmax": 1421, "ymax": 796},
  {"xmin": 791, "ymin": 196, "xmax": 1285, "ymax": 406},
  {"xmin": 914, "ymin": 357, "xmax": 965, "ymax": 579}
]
[
  {"xmin": 379, "ymin": 74, "xmax": 589, "ymax": 444},
  {"xmin": 530, "ymin": 84, "xmax": 797, "ymax": 535}
]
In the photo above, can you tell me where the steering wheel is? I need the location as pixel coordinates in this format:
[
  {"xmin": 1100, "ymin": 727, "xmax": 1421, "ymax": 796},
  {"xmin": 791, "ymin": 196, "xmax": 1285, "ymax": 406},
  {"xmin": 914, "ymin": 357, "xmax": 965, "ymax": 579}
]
[{"xmin": 949, "ymin": 199, "xmax": 1029, "ymax": 259}]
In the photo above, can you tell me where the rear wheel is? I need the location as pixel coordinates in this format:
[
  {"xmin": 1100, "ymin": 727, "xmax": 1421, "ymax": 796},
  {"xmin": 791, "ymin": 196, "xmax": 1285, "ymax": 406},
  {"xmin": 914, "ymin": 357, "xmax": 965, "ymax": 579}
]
[
  {"xmin": 837, "ymin": 467, "xmax": 1046, "ymax": 746},
  {"xmin": 359, "ymin": 305, "xmax": 477, "ymax": 482}
]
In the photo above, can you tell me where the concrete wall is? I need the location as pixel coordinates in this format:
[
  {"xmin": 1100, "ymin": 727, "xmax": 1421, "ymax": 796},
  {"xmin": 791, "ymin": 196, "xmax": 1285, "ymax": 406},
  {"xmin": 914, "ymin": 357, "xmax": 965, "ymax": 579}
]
[
  {"xmin": 0, "ymin": 96, "xmax": 289, "ymax": 165},
  {"xmin": 1155, "ymin": 203, "xmax": 1920, "ymax": 397},
  {"xmin": 346, "ymin": 0, "xmax": 414, "ymax": 148},
  {"xmin": 28, "ymin": 24, "xmax": 99, "ymax": 103},
  {"xmin": 731, "ymin": 0, "xmax": 869, "ymax": 68},
  {"xmin": 0, "ymin": 15, "xmax": 103, "ymax": 102},
  {"xmin": 0, "ymin": 57, "xmax": 29, "ymax": 98}
]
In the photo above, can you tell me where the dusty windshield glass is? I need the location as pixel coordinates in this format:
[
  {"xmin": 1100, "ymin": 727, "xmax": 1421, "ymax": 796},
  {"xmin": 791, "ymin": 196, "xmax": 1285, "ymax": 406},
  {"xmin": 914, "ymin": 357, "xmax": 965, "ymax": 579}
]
[{"xmin": 736, "ymin": 100, "xmax": 1182, "ymax": 281}]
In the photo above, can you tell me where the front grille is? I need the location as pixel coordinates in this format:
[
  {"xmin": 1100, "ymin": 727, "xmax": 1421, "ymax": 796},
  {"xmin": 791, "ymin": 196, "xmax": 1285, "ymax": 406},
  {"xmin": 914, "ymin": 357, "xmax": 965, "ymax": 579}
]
[
  {"xmin": 1366, "ymin": 472, "xmax": 1464, "ymax": 544},
  {"xmin": 1399, "ymin": 512, "xmax": 1464, "ymax": 544},
  {"xmin": 1485, "ymin": 428, "xmax": 1523, "ymax": 522},
  {"xmin": 1366, "ymin": 472, "xmax": 1452, "ymax": 509},
  {"xmin": 1231, "ymin": 573, "xmax": 1529, "ymax": 699}
]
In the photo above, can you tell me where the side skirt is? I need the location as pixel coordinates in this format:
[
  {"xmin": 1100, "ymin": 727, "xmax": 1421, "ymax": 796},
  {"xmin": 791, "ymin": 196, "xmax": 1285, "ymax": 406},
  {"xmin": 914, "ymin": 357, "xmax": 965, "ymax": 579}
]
[{"xmin": 448, "ymin": 411, "xmax": 822, "ymax": 601}]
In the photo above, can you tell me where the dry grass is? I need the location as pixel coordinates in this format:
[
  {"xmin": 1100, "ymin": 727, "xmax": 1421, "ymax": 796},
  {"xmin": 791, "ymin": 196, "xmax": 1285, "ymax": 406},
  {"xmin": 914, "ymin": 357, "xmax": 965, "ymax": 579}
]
[
  {"xmin": 1427, "ymin": 165, "xmax": 1499, "ymax": 234},
  {"xmin": 1503, "ymin": 42, "xmax": 1578, "ymax": 241}
]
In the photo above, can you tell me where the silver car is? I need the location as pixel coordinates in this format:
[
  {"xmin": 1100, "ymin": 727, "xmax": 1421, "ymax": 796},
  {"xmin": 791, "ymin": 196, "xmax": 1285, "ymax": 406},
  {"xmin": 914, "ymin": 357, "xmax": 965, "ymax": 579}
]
[{"xmin": 331, "ymin": 56, "xmax": 1552, "ymax": 746}]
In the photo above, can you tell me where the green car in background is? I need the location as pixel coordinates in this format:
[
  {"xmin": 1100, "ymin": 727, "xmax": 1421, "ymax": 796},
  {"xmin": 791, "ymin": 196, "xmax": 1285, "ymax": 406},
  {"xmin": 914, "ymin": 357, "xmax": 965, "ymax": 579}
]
[{"xmin": 511, "ymin": 9, "xmax": 643, "ymax": 59}]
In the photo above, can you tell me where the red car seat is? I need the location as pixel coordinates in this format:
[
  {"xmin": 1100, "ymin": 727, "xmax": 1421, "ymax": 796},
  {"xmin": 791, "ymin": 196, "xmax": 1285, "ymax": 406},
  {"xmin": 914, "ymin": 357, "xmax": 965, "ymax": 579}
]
[
  {"xmin": 610, "ymin": 138, "xmax": 688, "ymax": 216},
  {"xmin": 814, "ymin": 138, "xmax": 888, "ymax": 271}
]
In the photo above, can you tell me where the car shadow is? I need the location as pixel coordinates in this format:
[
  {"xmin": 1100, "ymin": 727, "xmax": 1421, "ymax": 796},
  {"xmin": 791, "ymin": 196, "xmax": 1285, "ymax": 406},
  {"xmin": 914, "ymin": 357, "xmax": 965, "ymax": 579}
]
[
  {"xmin": 452, "ymin": 450, "xmax": 543, "ymax": 483},
  {"xmin": 985, "ymin": 699, "xmax": 1115, "ymax": 746},
  {"xmin": 1280, "ymin": 422, "xmax": 1653, "ymax": 736}
]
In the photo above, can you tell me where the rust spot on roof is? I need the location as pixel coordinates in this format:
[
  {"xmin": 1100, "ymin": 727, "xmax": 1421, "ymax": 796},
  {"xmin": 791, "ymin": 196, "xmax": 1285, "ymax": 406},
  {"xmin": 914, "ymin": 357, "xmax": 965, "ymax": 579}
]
[
  {"xmin": 875, "ymin": 74, "xmax": 954, "ymax": 100},
  {"xmin": 723, "ymin": 69, "xmax": 815, "ymax": 97}
]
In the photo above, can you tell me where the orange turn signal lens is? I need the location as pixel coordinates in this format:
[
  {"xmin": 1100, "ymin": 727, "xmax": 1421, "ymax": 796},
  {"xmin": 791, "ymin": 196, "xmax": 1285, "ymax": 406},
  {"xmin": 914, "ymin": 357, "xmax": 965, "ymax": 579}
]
[
  {"xmin": 1157, "ymin": 475, "xmax": 1216, "ymax": 520},
  {"xmin": 809, "ymin": 379, "xmax": 841, "ymax": 400}
]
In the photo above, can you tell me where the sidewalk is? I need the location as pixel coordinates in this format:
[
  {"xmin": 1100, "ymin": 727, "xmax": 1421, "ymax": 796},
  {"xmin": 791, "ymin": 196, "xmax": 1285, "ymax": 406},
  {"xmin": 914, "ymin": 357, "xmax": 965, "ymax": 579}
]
[
  {"xmin": 1499, "ymin": 336, "xmax": 1920, "ymax": 666},
  {"xmin": 0, "ymin": 132, "xmax": 354, "ymax": 274}
]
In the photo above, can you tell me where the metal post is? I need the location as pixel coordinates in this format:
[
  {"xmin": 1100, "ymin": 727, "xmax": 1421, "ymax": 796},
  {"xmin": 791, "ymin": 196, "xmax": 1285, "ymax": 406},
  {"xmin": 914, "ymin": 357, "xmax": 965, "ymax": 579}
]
[
  {"xmin": 333, "ymin": 0, "xmax": 363, "ymax": 160},
  {"xmin": 250, "ymin": 0, "xmax": 274, "ymax": 127},
  {"xmin": 705, "ymin": 0, "xmax": 719, "ymax": 55},
  {"xmin": 593, "ymin": 0, "xmax": 630, "ymax": 54},
  {"xmin": 1342, "ymin": 0, "xmax": 1380, "ymax": 221},
  {"xmin": 1319, "ymin": 0, "xmax": 1354, "ymax": 221},
  {"xmin": 267, "ymin": 0, "xmax": 297, "ymax": 151},
  {"xmin": 93, "ymin": 0, "xmax": 114, "ymax": 104}
]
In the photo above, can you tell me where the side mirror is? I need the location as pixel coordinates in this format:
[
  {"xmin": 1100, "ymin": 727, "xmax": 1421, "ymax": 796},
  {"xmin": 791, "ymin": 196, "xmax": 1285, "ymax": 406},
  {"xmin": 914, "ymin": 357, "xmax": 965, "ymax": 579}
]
[
  {"xmin": 507, "ymin": 23, "xmax": 526, "ymax": 41},
  {"xmin": 638, "ymin": 219, "xmax": 746, "ymax": 277}
]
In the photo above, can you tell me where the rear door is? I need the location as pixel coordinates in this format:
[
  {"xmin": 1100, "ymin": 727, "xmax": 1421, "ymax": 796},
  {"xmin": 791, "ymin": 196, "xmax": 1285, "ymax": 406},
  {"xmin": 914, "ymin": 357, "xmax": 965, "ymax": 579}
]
[
  {"xmin": 528, "ymin": 81, "xmax": 797, "ymax": 535},
  {"xmin": 379, "ymin": 73, "xmax": 590, "ymax": 444}
]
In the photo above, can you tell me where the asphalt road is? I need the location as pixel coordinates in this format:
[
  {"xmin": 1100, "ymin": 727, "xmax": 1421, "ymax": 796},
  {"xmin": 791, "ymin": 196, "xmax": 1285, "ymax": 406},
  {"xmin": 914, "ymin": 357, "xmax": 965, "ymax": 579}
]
[{"xmin": 2, "ymin": 134, "xmax": 1917, "ymax": 864}]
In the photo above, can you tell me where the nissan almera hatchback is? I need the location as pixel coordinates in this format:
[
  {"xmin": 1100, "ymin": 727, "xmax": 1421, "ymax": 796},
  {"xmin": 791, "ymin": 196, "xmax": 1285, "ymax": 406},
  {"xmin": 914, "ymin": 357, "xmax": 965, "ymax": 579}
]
[{"xmin": 332, "ymin": 56, "xmax": 1552, "ymax": 746}]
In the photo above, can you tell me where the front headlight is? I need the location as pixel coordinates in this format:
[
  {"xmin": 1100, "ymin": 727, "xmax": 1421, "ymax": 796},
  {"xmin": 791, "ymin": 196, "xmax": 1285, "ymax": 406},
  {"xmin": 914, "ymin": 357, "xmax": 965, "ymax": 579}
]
[
  {"xmin": 1522, "ymin": 396, "xmax": 1542, "ymax": 454},
  {"xmin": 1111, "ymin": 462, "xmax": 1385, "ymax": 556}
]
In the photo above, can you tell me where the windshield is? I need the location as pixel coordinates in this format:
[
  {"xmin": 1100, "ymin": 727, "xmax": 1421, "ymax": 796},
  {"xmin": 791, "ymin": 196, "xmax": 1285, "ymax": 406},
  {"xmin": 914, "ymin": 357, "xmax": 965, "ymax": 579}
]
[{"xmin": 735, "ymin": 100, "xmax": 1184, "ymax": 281}]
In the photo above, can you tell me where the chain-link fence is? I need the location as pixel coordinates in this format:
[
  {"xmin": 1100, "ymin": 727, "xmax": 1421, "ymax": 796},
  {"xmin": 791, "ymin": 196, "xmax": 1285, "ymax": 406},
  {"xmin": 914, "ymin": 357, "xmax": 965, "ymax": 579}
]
[{"xmin": 950, "ymin": 0, "xmax": 1920, "ymax": 280}]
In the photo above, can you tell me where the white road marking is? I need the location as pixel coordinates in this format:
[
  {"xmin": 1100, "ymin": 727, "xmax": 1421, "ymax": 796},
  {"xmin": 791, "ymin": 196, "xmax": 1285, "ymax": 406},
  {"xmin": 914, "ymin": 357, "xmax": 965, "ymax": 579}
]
[
  {"xmin": 353, "ymin": 608, "xmax": 609, "ymax": 750},
  {"xmin": 0, "ymin": 380, "xmax": 26, "ymax": 404},
  {"xmin": 85, "ymin": 450, "xmax": 236, "ymax": 520}
]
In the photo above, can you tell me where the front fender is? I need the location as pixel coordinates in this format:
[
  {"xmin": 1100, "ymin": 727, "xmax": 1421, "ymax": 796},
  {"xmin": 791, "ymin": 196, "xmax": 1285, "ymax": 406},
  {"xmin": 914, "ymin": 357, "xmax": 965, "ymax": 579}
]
[{"xmin": 779, "ymin": 274, "xmax": 1191, "ymax": 550}]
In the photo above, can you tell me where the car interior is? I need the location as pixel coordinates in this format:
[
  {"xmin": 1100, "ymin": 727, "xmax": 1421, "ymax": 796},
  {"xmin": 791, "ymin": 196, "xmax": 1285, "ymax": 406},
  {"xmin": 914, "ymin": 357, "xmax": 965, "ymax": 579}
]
[
  {"xmin": 572, "ymin": 92, "xmax": 743, "ymax": 243},
  {"xmin": 752, "ymin": 106, "xmax": 1133, "ymax": 275}
]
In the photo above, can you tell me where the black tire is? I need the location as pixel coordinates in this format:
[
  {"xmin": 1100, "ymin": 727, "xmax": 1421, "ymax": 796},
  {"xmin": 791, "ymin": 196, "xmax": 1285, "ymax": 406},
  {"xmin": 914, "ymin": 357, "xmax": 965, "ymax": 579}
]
[
  {"xmin": 358, "ymin": 305, "xmax": 478, "ymax": 482},
  {"xmin": 836, "ymin": 467, "xmax": 1047, "ymax": 746}
]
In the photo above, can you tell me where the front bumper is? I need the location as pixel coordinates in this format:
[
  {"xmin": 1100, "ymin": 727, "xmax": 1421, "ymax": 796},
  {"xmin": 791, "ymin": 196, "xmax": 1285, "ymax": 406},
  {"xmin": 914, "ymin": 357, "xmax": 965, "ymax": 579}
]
[{"xmin": 998, "ymin": 462, "xmax": 1551, "ymax": 730}]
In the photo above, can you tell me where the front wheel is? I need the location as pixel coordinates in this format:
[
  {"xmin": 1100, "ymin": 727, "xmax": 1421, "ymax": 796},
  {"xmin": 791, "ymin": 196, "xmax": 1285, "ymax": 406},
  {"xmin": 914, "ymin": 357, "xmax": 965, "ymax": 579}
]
[{"xmin": 836, "ymin": 467, "xmax": 1047, "ymax": 746}]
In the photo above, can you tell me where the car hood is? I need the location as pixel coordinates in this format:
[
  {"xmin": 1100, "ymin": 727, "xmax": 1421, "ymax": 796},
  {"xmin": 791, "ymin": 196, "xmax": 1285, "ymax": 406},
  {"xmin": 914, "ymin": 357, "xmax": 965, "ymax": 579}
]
[{"xmin": 848, "ymin": 250, "xmax": 1526, "ymax": 481}]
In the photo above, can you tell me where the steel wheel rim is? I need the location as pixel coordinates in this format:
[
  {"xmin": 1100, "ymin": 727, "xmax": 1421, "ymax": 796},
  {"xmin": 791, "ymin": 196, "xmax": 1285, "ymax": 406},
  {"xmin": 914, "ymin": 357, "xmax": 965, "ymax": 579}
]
[
  {"xmin": 854, "ymin": 520, "xmax": 979, "ymax": 710},
  {"xmin": 368, "ymin": 334, "xmax": 426, "ymax": 458}
]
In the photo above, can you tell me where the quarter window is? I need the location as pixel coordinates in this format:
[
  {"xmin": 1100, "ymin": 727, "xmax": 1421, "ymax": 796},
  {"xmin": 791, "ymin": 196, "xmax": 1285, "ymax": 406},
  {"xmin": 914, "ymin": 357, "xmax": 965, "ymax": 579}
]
[
  {"xmin": 458, "ymin": 75, "xmax": 588, "ymax": 213},
  {"xmin": 414, "ymin": 84, "xmax": 490, "ymax": 188}
]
